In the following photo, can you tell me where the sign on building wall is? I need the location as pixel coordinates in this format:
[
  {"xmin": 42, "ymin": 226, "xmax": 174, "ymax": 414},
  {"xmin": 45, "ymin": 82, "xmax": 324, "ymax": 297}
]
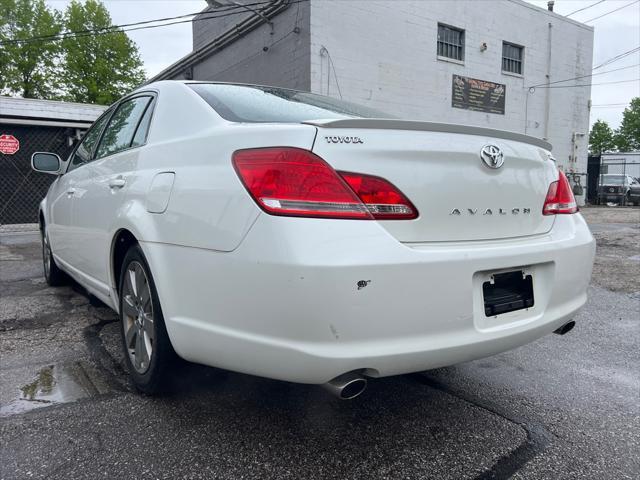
[{"xmin": 451, "ymin": 75, "xmax": 506, "ymax": 115}]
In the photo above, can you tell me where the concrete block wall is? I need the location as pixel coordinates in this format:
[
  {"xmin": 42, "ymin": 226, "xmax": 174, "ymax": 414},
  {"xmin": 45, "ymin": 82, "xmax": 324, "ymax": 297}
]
[
  {"xmin": 186, "ymin": 1, "xmax": 311, "ymax": 90},
  {"xmin": 309, "ymin": 0, "xmax": 594, "ymax": 201}
]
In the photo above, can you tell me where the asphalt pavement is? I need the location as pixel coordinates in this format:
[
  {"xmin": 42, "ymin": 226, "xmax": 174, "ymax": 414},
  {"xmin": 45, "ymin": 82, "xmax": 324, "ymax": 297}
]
[{"xmin": 1, "ymin": 208, "xmax": 638, "ymax": 479}]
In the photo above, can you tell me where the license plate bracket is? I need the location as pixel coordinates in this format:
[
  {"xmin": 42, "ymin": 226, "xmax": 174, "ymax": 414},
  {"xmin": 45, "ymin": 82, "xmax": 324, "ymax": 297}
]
[{"xmin": 482, "ymin": 270, "xmax": 534, "ymax": 317}]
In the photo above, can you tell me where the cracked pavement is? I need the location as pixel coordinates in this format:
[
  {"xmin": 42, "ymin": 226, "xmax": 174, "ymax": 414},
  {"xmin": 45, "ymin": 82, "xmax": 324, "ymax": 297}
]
[{"xmin": 0, "ymin": 207, "xmax": 638, "ymax": 479}]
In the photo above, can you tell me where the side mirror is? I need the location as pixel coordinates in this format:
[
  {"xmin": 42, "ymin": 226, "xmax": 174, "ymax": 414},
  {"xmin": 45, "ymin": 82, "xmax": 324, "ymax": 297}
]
[{"xmin": 31, "ymin": 152, "xmax": 62, "ymax": 175}]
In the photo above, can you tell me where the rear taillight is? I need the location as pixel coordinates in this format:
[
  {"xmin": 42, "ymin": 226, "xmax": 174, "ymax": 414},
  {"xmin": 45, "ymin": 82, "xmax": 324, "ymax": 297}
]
[
  {"xmin": 232, "ymin": 147, "xmax": 417, "ymax": 220},
  {"xmin": 338, "ymin": 171, "xmax": 417, "ymax": 220},
  {"xmin": 543, "ymin": 170, "xmax": 578, "ymax": 215}
]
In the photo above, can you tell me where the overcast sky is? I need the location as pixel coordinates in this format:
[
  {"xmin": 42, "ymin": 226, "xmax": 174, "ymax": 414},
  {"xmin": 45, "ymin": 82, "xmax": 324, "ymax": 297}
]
[{"xmin": 46, "ymin": 0, "xmax": 639, "ymax": 129}]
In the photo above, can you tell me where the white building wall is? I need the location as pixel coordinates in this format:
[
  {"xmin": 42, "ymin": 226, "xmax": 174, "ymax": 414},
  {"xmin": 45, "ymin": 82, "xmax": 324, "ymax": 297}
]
[{"xmin": 309, "ymin": 0, "xmax": 593, "ymax": 203}]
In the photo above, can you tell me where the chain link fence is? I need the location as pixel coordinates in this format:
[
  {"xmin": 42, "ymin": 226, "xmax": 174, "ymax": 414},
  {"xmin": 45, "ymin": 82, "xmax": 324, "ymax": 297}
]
[
  {"xmin": 587, "ymin": 156, "xmax": 640, "ymax": 205},
  {"xmin": 1, "ymin": 125, "xmax": 78, "ymax": 232}
]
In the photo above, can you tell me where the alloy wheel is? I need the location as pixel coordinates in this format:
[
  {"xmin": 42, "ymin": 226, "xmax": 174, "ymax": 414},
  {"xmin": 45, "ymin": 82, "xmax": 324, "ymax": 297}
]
[{"xmin": 121, "ymin": 261, "xmax": 155, "ymax": 374}]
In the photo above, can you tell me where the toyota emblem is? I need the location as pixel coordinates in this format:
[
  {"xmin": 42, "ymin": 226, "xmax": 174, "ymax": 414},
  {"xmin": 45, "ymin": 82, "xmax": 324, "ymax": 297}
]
[{"xmin": 480, "ymin": 145, "xmax": 504, "ymax": 169}]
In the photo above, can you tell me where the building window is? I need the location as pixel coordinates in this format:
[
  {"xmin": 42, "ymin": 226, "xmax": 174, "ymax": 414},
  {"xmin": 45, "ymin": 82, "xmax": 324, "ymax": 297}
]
[
  {"xmin": 437, "ymin": 24, "xmax": 464, "ymax": 61},
  {"xmin": 502, "ymin": 42, "xmax": 524, "ymax": 75}
]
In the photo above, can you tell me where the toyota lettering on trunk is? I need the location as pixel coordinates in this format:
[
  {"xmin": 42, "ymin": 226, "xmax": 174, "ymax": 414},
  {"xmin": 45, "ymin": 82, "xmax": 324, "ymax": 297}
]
[{"xmin": 324, "ymin": 136, "xmax": 364, "ymax": 144}]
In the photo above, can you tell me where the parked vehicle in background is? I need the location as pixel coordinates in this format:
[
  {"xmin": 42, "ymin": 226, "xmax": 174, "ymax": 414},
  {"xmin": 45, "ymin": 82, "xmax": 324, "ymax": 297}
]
[
  {"xmin": 31, "ymin": 81, "xmax": 595, "ymax": 399},
  {"xmin": 596, "ymin": 174, "xmax": 640, "ymax": 206},
  {"xmin": 631, "ymin": 179, "xmax": 640, "ymax": 205}
]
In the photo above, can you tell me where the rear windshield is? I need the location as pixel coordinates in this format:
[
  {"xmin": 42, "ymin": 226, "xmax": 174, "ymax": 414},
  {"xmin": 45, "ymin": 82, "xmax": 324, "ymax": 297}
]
[
  {"xmin": 600, "ymin": 175, "xmax": 626, "ymax": 185},
  {"xmin": 187, "ymin": 83, "xmax": 394, "ymax": 123}
]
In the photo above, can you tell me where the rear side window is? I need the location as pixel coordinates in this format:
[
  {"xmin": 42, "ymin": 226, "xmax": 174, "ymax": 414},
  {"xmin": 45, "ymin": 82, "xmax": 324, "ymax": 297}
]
[
  {"xmin": 68, "ymin": 110, "xmax": 112, "ymax": 172},
  {"xmin": 95, "ymin": 96, "xmax": 152, "ymax": 159},
  {"xmin": 188, "ymin": 83, "xmax": 393, "ymax": 123},
  {"xmin": 131, "ymin": 100, "xmax": 154, "ymax": 147}
]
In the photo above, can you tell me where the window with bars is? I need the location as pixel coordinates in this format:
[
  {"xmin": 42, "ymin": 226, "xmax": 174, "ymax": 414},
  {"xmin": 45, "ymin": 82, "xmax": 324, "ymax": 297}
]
[
  {"xmin": 437, "ymin": 24, "xmax": 464, "ymax": 61},
  {"xmin": 502, "ymin": 42, "xmax": 524, "ymax": 75}
]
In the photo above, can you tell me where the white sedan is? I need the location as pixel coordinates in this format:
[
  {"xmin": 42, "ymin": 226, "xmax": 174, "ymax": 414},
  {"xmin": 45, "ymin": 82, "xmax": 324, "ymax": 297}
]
[{"xmin": 32, "ymin": 81, "xmax": 595, "ymax": 399}]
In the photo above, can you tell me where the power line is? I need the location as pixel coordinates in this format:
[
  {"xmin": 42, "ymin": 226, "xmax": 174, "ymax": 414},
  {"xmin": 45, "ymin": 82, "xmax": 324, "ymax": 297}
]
[
  {"xmin": 528, "ymin": 64, "xmax": 639, "ymax": 89},
  {"xmin": 592, "ymin": 102, "xmax": 629, "ymax": 106},
  {"xmin": 537, "ymin": 78, "xmax": 639, "ymax": 89},
  {"xmin": 0, "ymin": 3, "xmax": 239, "ymax": 45},
  {"xmin": 566, "ymin": 0, "xmax": 607, "ymax": 17},
  {"xmin": 0, "ymin": 1, "xmax": 308, "ymax": 46},
  {"xmin": 593, "ymin": 46, "xmax": 640, "ymax": 70},
  {"xmin": 1, "ymin": 1, "xmax": 295, "ymax": 45},
  {"xmin": 0, "ymin": 1, "xmax": 264, "ymax": 45},
  {"xmin": 0, "ymin": 11, "xmax": 244, "ymax": 46},
  {"xmin": 591, "ymin": 103, "xmax": 629, "ymax": 108},
  {"xmin": 583, "ymin": 0, "xmax": 639, "ymax": 22}
]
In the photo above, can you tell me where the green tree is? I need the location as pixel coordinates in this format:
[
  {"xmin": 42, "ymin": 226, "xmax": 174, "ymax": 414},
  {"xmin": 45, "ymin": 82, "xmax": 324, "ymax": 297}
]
[
  {"xmin": 61, "ymin": 0, "xmax": 145, "ymax": 104},
  {"xmin": 589, "ymin": 119, "xmax": 616, "ymax": 154},
  {"xmin": 614, "ymin": 97, "xmax": 640, "ymax": 152},
  {"xmin": 0, "ymin": 0, "xmax": 62, "ymax": 98}
]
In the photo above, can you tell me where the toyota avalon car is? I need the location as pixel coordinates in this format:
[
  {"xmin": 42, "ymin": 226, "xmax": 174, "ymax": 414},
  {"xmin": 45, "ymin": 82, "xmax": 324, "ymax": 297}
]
[{"xmin": 31, "ymin": 81, "xmax": 595, "ymax": 399}]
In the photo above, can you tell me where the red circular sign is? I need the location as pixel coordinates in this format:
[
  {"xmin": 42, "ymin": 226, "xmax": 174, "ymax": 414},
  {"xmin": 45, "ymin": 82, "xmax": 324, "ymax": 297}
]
[{"xmin": 0, "ymin": 134, "xmax": 20, "ymax": 155}]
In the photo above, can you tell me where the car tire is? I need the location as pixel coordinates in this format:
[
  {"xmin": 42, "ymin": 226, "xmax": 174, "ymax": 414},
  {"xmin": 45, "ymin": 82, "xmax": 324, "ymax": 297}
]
[
  {"xmin": 41, "ymin": 228, "xmax": 66, "ymax": 286},
  {"xmin": 118, "ymin": 244, "xmax": 176, "ymax": 394}
]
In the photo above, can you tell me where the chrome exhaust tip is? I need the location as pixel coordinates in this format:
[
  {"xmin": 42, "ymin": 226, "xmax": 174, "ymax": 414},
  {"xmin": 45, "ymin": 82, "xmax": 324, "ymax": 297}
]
[
  {"xmin": 554, "ymin": 320, "xmax": 576, "ymax": 335},
  {"xmin": 322, "ymin": 372, "xmax": 367, "ymax": 400}
]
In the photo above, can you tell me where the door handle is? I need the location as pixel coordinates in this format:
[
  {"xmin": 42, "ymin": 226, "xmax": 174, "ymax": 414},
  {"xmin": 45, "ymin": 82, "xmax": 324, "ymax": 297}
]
[
  {"xmin": 67, "ymin": 188, "xmax": 76, "ymax": 196},
  {"xmin": 109, "ymin": 177, "xmax": 126, "ymax": 189}
]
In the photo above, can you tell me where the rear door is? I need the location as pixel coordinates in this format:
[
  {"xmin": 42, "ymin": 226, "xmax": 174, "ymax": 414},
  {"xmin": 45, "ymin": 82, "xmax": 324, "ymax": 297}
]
[{"xmin": 72, "ymin": 94, "xmax": 155, "ymax": 290}]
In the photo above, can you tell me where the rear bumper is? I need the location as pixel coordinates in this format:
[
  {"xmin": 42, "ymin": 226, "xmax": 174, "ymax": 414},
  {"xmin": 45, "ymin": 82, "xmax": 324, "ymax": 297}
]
[{"xmin": 142, "ymin": 214, "xmax": 595, "ymax": 384}]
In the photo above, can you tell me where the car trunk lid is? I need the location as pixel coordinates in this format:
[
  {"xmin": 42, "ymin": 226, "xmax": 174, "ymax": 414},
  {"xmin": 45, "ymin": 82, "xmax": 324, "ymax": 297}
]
[{"xmin": 306, "ymin": 119, "xmax": 557, "ymax": 242}]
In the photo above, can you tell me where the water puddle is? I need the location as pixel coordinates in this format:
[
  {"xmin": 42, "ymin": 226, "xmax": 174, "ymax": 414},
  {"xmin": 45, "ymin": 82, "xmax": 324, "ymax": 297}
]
[{"xmin": 0, "ymin": 362, "xmax": 109, "ymax": 417}]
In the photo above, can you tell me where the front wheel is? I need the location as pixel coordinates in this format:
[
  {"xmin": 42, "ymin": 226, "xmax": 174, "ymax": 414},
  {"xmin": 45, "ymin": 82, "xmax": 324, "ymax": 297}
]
[{"xmin": 119, "ymin": 244, "xmax": 176, "ymax": 394}]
